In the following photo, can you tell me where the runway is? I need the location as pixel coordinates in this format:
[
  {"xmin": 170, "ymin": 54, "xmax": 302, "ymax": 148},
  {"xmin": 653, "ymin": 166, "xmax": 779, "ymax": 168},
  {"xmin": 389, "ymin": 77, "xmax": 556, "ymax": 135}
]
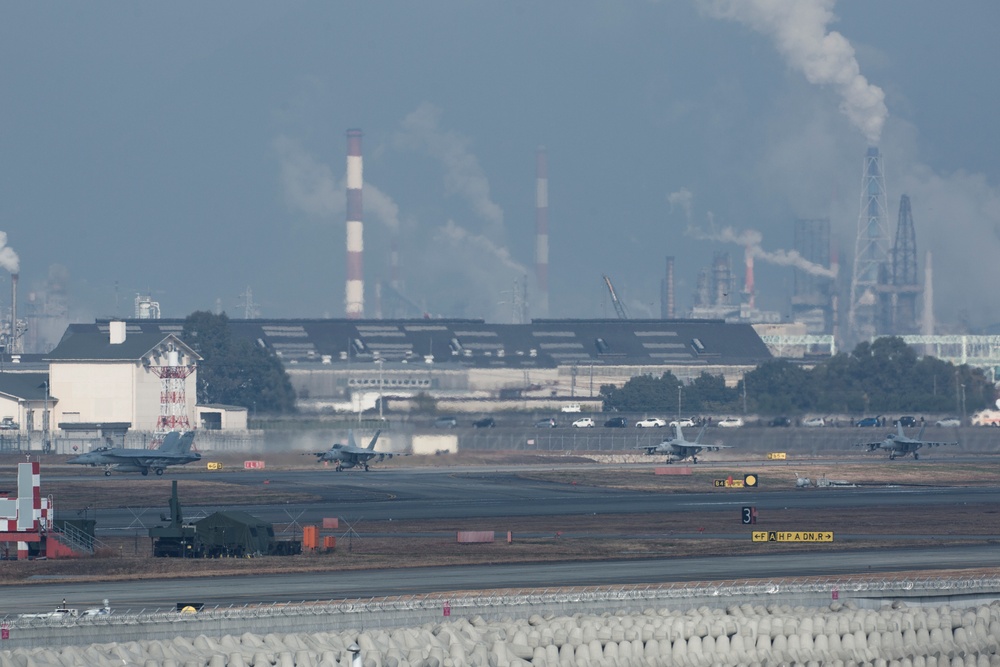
[
  {"xmin": 4, "ymin": 463, "xmax": 999, "ymax": 614},
  {"xmin": 77, "ymin": 465, "xmax": 1000, "ymax": 531}
]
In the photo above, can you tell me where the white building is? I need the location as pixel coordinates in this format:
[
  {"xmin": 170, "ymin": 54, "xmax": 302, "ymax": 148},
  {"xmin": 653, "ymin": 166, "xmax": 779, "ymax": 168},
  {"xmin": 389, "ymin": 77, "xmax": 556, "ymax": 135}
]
[{"xmin": 44, "ymin": 321, "xmax": 200, "ymax": 433}]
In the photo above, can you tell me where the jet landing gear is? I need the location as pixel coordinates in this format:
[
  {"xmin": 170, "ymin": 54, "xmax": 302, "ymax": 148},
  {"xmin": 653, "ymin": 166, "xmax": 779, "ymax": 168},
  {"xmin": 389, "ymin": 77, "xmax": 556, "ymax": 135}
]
[
  {"xmin": 363, "ymin": 463, "xmax": 369, "ymax": 471},
  {"xmin": 335, "ymin": 464, "xmax": 343, "ymax": 472},
  {"xmin": 155, "ymin": 468, "xmax": 164, "ymax": 476},
  {"xmin": 913, "ymin": 452, "xmax": 920, "ymax": 460},
  {"xmin": 104, "ymin": 467, "xmax": 113, "ymax": 476}
]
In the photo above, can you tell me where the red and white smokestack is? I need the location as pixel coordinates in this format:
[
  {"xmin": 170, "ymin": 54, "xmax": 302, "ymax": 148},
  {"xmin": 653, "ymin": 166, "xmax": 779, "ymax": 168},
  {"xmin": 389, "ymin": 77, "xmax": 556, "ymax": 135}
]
[
  {"xmin": 10, "ymin": 273, "xmax": 17, "ymax": 354},
  {"xmin": 345, "ymin": 129, "xmax": 365, "ymax": 319},
  {"xmin": 534, "ymin": 146, "xmax": 549, "ymax": 317},
  {"xmin": 743, "ymin": 247, "xmax": 755, "ymax": 310},
  {"xmin": 389, "ymin": 236, "xmax": 400, "ymax": 291}
]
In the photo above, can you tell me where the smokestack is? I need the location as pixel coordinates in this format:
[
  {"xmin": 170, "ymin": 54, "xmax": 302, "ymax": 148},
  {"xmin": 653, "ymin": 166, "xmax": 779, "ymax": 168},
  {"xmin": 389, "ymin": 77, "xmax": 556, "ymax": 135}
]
[
  {"xmin": 661, "ymin": 256, "xmax": 676, "ymax": 319},
  {"xmin": 921, "ymin": 250, "xmax": 934, "ymax": 336},
  {"xmin": 743, "ymin": 248, "xmax": 755, "ymax": 310},
  {"xmin": 345, "ymin": 129, "xmax": 365, "ymax": 319},
  {"xmin": 9, "ymin": 272, "xmax": 16, "ymax": 354},
  {"xmin": 534, "ymin": 146, "xmax": 549, "ymax": 317},
  {"xmin": 389, "ymin": 236, "xmax": 400, "ymax": 291}
]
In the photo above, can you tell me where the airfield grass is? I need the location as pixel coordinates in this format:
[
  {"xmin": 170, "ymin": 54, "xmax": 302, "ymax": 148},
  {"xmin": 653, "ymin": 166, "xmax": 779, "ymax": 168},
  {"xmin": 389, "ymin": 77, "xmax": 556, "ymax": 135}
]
[{"xmin": 2, "ymin": 454, "xmax": 1000, "ymax": 585}]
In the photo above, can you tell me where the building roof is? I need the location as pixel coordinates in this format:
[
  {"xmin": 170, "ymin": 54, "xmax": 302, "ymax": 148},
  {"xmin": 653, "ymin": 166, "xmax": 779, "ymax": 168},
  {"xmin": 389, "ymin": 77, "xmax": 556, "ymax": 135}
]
[
  {"xmin": 0, "ymin": 372, "xmax": 52, "ymax": 401},
  {"xmin": 79, "ymin": 318, "xmax": 772, "ymax": 368},
  {"xmin": 45, "ymin": 326, "xmax": 200, "ymax": 363}
]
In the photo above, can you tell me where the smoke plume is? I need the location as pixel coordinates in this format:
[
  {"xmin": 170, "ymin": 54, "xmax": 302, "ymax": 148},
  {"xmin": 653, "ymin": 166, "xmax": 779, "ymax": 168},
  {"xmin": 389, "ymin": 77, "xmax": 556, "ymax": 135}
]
[
  {"xmin": 396, "ymin": 103, "xmax": 505, "ymax": 239},
  {"xmin": 667, "ymin": 188, "xmax": 695, "ymax": 224},
  {"xmin": 274, "ymin": 135, "xmax": 401, "ymax": 231},
  {"xmin": 690, "ymin": 225, "xmax": 836, "ymax": 278},
  {"xmin": 700, "ymin": 0, "xmax": 887, "ymax": 144},
  {"xmin": 0, "ymin": 232, "xmax": 20, "ymax": 274}
]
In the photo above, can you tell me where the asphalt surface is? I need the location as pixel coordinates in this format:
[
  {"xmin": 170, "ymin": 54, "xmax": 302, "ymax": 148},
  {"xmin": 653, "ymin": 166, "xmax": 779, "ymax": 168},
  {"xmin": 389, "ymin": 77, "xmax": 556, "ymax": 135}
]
[{"xmin": 4, "ymin": 463, "xmax": 1000, "ymax": 614}]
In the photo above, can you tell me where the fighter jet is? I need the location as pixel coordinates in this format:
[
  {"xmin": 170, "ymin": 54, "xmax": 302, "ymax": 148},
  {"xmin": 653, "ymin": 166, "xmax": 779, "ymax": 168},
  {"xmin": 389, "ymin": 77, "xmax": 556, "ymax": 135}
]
[
  {"xmin": 316, "ymin": 430, "xmax": 386, "ymax": 471},
  {"xmin": 637, "ymin": 423, "xmax": 729, "ymax": 463},
  {"xmin": 67, "ymin": 431, "xmax": 200, "ymax": 476},
  {"xmin": 857, "ymin": 423, "xmax": 958, "ymax": 460}
]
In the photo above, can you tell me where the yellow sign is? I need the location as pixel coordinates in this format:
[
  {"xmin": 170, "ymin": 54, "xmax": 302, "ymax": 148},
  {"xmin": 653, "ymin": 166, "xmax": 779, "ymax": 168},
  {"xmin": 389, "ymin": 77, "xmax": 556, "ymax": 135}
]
[
  {"xmin": 767, "ymin": 452, "xmax": 786, "ymax": 460},
  {"xmin": 752, "ymin": 531, "xmax": 834, "ymax": 543},
  {"xmin": 207, "ymin": 462, "xmax": 223, "ymax": 470},
  {"xmin": 714, "ymin": 479, "xmax": 744, "ymax": 488}
]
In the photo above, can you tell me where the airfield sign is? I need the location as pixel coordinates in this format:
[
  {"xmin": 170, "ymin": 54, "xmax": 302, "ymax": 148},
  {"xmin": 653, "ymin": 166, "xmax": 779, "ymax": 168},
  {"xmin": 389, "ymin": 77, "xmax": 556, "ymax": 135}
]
[{"xmin": 752, "ymin": 531, "xmax": 834, "ymax": 543}]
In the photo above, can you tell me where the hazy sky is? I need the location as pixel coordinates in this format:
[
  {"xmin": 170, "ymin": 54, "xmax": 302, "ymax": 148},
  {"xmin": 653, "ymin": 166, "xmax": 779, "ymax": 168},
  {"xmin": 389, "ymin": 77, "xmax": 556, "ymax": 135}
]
[{"xmin": 2, "ymin": 1, "xmax": 998, "ymax": 344}]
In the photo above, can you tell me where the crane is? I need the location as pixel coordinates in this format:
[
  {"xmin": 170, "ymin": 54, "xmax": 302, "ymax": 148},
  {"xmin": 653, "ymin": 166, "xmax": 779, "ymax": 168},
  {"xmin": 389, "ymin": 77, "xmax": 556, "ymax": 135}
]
[{"xmin": 602, "ymin": 274, "xmax": 630, "ymax": 320}]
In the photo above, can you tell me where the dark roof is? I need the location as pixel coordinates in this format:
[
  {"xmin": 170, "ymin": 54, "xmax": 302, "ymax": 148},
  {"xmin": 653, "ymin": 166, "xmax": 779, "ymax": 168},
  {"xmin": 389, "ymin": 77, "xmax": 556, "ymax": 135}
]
[
  {"xmin": 0, "ymin": 372, "xmax": 51, "ymax": 401},
  {"xmin": 79, "ymin": 318, "xmax": 771, "ymax": 368},
  {"xmin": 196, "ymin": 510, "xmax": 270, "ymax": 529},
  {"xmin": 45, "ymin": 326, "xmax": 199, "ymax": 362}
]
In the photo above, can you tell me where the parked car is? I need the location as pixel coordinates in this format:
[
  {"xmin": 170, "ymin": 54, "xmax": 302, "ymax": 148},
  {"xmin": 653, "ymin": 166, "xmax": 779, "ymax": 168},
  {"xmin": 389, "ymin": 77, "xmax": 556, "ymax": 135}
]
[
  {"xmin": 603, "ymin": 417, "xmax": 628, "ymax": 428},
  {"xmin": 935, "ymin": 417, "xmax": 961, "ymax": 427},
  {"xmin": 472, "ymin": 417, "xmax": 496, "ymax": 428},
  {"xmin": 856, "ymin": 416, "xmax": 882, "ymax": 427},
  {"xmin": 434, "ymin": 416, "xmax": 458, "ymax": 428},
  {"xmin": 670, "ymin": 418, "xmax": 695, "ymax": 428},
  {"xmin": 768, "ymin": 416, "xmax": 792, "ymax": 427},
  {"xmin": 560, "ymin": 404, "xmax": 582, "ymax": 413},
  {"xmin": 717, "ymin": 416, "xmax": 744, "ymax": 428},
  {"xmin": 635, "ymin": 417, "xmax": 667, "ymax": 428},
  {"xmin": 0, "ymin": 417, "xmax": 18, "ymax": 431},
  {"xmin": 894, "ymin": 415, "xmax": 918, "ymax": 427},
  {"xmin": 572, "ymin": 417, "xmax": 595, "ymax": 428},
  {"xmin": 802, "ymin": 416, "xmax": 826, "ymax": 428},
  {"xmin": 534, "ymin": 417, "xmax": 558, "ymax": 428}
]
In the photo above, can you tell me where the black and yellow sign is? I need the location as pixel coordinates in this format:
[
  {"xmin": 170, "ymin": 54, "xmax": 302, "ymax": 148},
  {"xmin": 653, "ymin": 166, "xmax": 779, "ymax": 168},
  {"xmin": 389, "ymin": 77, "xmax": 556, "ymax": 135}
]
[
  {"xmin": 207, "ymin": 462, "xmax": 223, "ymax": 470},
  {"xmin": 743, "ymin": 473, "xmax": 758, "ymax": 487},
  {"xmin": 714, "ymin": 478, "xmax": 744, "ymax": 488},
  {"xmin": 766, "ymin": 452, "xmax": 786, "ymax": 460},
  {"xmin": 752, "ymin": 531, "xmax": 833, "ymax": 543}
]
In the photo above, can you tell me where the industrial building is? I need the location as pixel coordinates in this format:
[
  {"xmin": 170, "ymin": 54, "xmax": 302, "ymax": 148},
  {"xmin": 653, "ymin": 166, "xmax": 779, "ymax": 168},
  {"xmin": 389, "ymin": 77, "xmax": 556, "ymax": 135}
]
[{"xmin": 54, "ymin": 317, "xmax": 772, "ymax": 414}]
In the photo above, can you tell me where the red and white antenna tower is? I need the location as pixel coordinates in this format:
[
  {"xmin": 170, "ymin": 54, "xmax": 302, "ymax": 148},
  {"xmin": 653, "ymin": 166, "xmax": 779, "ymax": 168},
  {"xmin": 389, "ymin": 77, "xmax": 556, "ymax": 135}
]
[{"xmin": 150, "ymin": 348, "xmax": 193, "ymax": 434}]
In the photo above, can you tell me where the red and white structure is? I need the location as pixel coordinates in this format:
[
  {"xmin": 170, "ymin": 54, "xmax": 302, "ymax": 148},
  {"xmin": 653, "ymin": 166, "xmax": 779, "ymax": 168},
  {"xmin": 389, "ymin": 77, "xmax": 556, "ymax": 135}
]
[
  {"xmin": 150, "ymin": 346, "xmax": 193, "ymax": 436},
  {"xmin": 345, "ymin": 129, "xmax": 365, "ymax": 319},
  {"xmin": 534, "ymin": 146, "xmax": 549, "ymax": 317},
  {"xmin": 0, "ymin": 462, "xmax": 51, "ymax": 560}
]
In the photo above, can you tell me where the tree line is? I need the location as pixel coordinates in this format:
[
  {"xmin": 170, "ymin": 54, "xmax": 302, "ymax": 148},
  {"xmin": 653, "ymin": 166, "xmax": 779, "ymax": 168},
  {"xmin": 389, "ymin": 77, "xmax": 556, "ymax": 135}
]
[{"xmin": 600, "ymin": 337, "xmax": 992, "ymax": 417}]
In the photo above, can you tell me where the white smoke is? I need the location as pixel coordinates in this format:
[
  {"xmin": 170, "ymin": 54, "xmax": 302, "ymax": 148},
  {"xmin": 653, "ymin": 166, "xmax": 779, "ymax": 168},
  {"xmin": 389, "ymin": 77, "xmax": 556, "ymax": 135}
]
[
  {"xmin": 700, "ymin": 0, "xmax": 887, "ymax": 144},
  {"xmin": 396, "ymin": 103, "xmax": 505, "ymax": 239},
  {"xmin": 690, "ymin": 225, "xmax": 836, "ymax": 278},
  {"xmin": 667, "ymin": 187, "xmax": 695, "ymax": 224},
  {"xmin": 274, "ymin": 135, "xmax": 401, "ymax": 231},
  {"xmin": 437, "ymin": 220, "xmax": 529, "ymax": 276},
  {"xmin": 0, "ymin": 232, "xmax": 20, "ymax": 274}
]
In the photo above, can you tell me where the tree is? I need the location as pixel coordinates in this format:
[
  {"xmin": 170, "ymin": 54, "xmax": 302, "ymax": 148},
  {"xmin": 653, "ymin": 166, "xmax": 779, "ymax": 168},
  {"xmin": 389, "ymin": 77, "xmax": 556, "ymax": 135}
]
[{"xmin": 181, "ymin": 311, "xmax": 297, "ymax": 414}]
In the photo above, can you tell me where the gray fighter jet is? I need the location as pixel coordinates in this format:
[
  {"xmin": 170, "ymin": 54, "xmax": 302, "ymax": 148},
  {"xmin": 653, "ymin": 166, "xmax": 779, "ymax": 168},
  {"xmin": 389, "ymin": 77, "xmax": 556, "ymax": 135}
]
[
  {"xmin": 638, "ymin": 423, "xmax": 729, "ymax": 463},
  {"xmin": 858, "ymin": 423, "xmax": 958, "ymax": 460},
  {"xmin": 316, "ymin": 430, "xmax": 386, "ymax": 471},
  {"xmin": 67, "ymin": 431, "xmax": 200, "ymax": 476}
]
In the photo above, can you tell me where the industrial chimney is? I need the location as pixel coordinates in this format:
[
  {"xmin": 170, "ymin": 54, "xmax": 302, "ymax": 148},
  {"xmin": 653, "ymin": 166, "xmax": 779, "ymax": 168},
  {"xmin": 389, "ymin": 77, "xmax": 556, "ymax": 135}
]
[
  {"xmin": 534, "ymin": 146, "xmax": 549, "ymax": 318},
  {"xmin": 9, "ymin": 272, "xmax": 17, "ymax": 354},
  {"xmin": 345, "ymin": 129, "xmax": 365, "ymax": 319}
]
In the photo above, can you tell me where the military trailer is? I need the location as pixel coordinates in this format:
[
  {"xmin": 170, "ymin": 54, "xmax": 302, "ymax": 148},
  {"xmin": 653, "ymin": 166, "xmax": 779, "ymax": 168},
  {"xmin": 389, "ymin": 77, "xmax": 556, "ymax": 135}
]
[{"xmin": 149, "ymin": 482, "xmax": 300, "ymax": 558}]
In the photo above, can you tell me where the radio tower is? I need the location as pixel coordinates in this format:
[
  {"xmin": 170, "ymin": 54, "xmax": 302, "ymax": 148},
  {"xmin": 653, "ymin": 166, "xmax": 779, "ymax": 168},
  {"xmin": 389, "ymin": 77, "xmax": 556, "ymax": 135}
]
[
  {"xmin": 150, "ymin": 347, "xmax": 193, "ymax": 436},
  {"xmin": 848, "ymin": 147, "xmax": 892, "ymax": 340}
]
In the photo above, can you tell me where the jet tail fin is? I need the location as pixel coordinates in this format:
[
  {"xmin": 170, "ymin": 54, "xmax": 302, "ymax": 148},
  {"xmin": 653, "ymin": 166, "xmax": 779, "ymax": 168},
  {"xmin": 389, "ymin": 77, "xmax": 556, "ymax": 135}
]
[
  {"xmin": 156, "ymin": 432, "xmax": 182, "ymax": 453},
  {"xmin": 367, "ymin": 430, "xmax": 381, "ymax": 450},
  {"xmin": 175, "ymin": 431, "xmax": 196, "ymax": 454},
  {"xmin": 694, "ymin": 425, "xmax": 707, "ymax": 443},
  {"xmin": 916, "ymin": 424, "xmax": 926, "ymax": 440}
]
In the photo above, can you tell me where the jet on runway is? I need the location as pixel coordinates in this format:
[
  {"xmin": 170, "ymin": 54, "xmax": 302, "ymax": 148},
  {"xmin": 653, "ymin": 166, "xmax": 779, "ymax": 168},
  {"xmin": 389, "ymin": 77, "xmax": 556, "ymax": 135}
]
[
  {"xmin": 316, "ymin": 430, "xmax": 387, "ymax": 471},
  {"xmin": 638, "ymin": 423, "xmax": 729, "ymax": 463},
  {"xmin": 857, "ymin": 423, "xmax": 958, "ymax": 460},
  {"xmin": 68, "ymin": 431, "xmax": 200, "ymax": 476}
]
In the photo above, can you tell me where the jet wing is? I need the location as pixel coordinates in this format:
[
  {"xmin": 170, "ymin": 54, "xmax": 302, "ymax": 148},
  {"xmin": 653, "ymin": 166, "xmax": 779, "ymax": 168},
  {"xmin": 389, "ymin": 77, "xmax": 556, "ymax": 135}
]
[{"xmin": 918, "ymin": 441, "xmax": 958, "ymax": 448}]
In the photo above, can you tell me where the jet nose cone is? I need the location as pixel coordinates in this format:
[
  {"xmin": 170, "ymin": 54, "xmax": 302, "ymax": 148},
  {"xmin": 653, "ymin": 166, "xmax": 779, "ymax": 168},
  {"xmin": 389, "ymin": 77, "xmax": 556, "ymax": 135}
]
[{"xmin": 66, "ymin": 455, "xmax": 87, "ymax": 464}]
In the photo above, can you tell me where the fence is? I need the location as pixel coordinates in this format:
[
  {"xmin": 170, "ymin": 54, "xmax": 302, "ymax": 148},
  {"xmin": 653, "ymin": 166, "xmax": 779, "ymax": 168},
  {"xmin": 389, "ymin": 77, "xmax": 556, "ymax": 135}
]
[{"xmin": 2, "ymin": 575, "xmax": 999, "ymax": 651}]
